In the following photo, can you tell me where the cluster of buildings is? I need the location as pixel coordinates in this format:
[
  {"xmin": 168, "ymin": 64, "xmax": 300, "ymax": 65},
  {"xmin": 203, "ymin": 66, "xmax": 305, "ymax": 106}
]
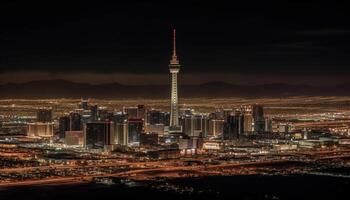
[
  {"xmin": 23, "ymin": 30, "xmax": 272, "ymax": 155},
  {"xmin": 23, "ymin": 30, "xmax": 349, "ymax": 156},
  {"xmin": 26, "ymin": 102, "xmax": 269, "ymax": 153}
]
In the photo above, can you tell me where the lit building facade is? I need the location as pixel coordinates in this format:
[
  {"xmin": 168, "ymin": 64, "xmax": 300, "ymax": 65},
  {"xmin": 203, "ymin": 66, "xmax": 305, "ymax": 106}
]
[
  {"xmin": 209, "ymin": 119, "xmax": 225, "ymax": 137},
  {"xmin": 115, "ymin": 122, "xmax": 128, "ymax": 145},
  {"xmin": 27, "ymin": 122, "xmax": 54, "ymax": 137}
]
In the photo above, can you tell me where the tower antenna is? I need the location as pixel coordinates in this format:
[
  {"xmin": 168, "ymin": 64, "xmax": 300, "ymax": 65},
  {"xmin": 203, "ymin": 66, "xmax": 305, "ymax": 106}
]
[{"xmin": 173, "ymin": 29, "xmax": 176, "ymax": 57}]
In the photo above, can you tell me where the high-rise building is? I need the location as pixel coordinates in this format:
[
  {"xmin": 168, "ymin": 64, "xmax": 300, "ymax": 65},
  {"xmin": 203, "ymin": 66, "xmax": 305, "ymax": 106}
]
[
  {"xmin": 164, "ymin": 112, "xmax": 170, "ymax": 126},
  {"xmin": 137, "ymin": 105, "xmax": 146, "ymax": 120},
  {"xmin": 169, "ymin": 29, "xmax": 181, "ymax": 131},
  {"xmin": 123, "ymin": 105, "xmax": 146, "ymax": 120},
  {"xmin": 252, "ymin": 104, "xmax": 265, "ymax": 133},
  {"xmin": 208, "ymin": 119, "xmax": 224, "ymax": 137},
  {"xmin": 149, "ymin": 110, "xmax": 161, "ymax": 125},
  {"xmin": 27, "ymin": 122, "xmax": 54, "ymax": 137},
  {"xmin": 89, "ymin": 104, "xmax": 98, "ymax": 121},
  {"xmin": 179, "ymin": 115, "xmax": 204, "ymax": 137},
  {"xmin": 147, "ymin": 110, "xmax": 162, "ymax": 125},
  {"xmin": 104, "ymin": 122, "xmax": 116, "ymax": 146},
  {"xmin": 147, "ymin": 110, "xmax": 170, "ymax": 126},
  {"xmin": 241, "ymin": 105, "xmax": 253, "ymax": 134},
  {"xmin": 84, "ymin": 121, "xmax": 115, "ymax": 149},
  {"xmin": 253, "ymin": 104, "xmax": 264, "ymax": 121},
  {"xmin": 128, "ymin": 118, "xmax": 143, "ymax": 145},
  {"xmin": 115, "ymin": 122, "xmax": 128, "ymax": 145},
  {"xmin": 201, "ymin": 115, "xmax": 210, "ymax": 137},
  {"xmin": 37, "ymin": 108, "xmax": 52, "ymax": 123},
  {"xmin": 236, "ymin": 111, "xmax": 245, "ymax": 136},
  {"xmin": 179, "ymin": 115, "xmax": 193, "ymax": 136},
  {"xmin": 192, "ymin": 115, "xmax": 204, "ymax": 136},
  {"xmin": 70, "ymin": 112, "xmax": 83, "ymax": 131},
  {"xmin": 223, "ymin": 111, "xmax": 244, "ymax": 140},
  {"xmin": 243, "ymin": 114, "xmax": 253, "ymax": 134},
  {"xmin": 265, "ymin": 117, "xmax": 273, "ymax": 132},
  {"xmin": 58, "ymin": 115, "xmax": 70, "ymax": 139}
]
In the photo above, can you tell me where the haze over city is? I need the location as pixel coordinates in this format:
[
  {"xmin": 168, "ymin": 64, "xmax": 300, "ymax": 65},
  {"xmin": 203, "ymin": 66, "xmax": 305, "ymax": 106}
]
[{"xmin": 1, "ymin": 1, "xmax": 350, "ymax": 200}]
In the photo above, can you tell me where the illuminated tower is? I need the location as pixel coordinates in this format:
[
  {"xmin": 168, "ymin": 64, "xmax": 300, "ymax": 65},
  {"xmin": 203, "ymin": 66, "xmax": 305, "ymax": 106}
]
[{"xmin": 169, "ymin": 29, "xmax": 181, "ymax": 131}]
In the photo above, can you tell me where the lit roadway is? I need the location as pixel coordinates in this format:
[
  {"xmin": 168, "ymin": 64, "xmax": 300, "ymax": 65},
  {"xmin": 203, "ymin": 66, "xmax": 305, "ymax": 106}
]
[
  {"xmin": 2, "ymin": 151, "xmax": 350, "ymax": 188},
  {"xmin": 0, "ymin": 159, "xmax": 289, "ymax": 188},
  {"xmin": 0, "ymin": 160, "xmax": 169, "ymax": 174}
]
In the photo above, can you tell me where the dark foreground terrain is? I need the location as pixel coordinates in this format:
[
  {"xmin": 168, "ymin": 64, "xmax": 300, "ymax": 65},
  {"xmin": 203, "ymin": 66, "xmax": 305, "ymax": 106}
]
[{"xmin": 0, "ymin": 174, "xmax": 349, "ymax": 200}]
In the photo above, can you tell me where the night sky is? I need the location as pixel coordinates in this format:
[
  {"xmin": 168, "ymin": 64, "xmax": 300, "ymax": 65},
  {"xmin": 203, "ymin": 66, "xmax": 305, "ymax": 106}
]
[{"xmin": 0, "ymin": 1, "xmax": 349, "ymax": 85}]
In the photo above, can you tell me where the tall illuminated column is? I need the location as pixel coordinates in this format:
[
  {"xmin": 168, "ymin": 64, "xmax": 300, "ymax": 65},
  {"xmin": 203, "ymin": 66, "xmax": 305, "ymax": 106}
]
[{"xmin": 169, "ymin": 29, "xmax": 181, "ymax": 130}]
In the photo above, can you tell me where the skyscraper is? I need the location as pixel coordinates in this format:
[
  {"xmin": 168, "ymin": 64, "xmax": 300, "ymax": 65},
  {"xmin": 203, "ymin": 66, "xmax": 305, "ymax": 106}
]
[
  {"xmin": 252, "ymin": 104, "xmax": 265, "ymax": 134},
  {"xmin": 89, "ymin": 104, "xmax": 98, "ymax": 121},
  {"xmin": 179, "ymin": 115, "xmax": 204, "ymax": 137},
  {"xmin": 137, "ymin": 104, "xmax": 146, "ymax": 120},
  {"xmin": 115, "ymin": 121, "xmax": 128, "ymax": 145},
  {"xmin": 128, "ymin": 118, "xmax": 143, "ymax": 145},
  {"xmin": 70, "ymin": 112, "xmax": 83, "ymax": 131},
  {"xmin": 58, "ymin": 115, "xmax": 70, "ymax": 139},
  {"xmin": 223, "ymin": 111, "xmax": 244, "ymax": 140},
  {"xmin": 27, "ymin": 122, "xmax": 54, "ymax": 137},
  {"xmin": 169, "ymin": 29, "xmax": 181, "ymax": 131},
  {"xmin": 209, "ymin": 119, "xmax": 224, "ymax": 137},
  {"xmin": 179, "ymin": 115, "xmax": 192, "ymax": 136},
  {"xmin": 84, "ymin": 121, "xmax": 115, "ymax": 149},
  {"xmin": 147, "ymin": 109, "xmax": 169, "ymax": 125}
]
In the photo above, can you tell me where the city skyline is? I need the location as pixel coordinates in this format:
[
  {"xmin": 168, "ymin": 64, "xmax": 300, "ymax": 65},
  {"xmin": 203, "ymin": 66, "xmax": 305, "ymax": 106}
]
[{"xmin": 1, "ymin": 1, "xmax": 350, "ymax": 199}]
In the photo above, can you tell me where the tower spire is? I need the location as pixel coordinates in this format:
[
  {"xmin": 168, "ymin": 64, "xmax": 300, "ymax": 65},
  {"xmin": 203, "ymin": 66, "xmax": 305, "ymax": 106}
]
[
  {"xmin": 173, "ymin": 29, "xmax": 176, "ymax": 57},
  {"xmin": 170, "ymin": 29, "xmax": 179, "ymax": 65}
]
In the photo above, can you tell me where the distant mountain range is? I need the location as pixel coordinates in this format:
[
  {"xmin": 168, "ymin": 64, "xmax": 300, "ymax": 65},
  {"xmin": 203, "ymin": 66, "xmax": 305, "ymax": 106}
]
[{"xmin": 0, "ymin": 79, "xmax": 350, "ymax": 98}]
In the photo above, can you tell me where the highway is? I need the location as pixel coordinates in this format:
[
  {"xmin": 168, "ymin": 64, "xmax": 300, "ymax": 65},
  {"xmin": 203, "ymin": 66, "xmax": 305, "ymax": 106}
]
[
  {"xmin": 0, "ymin": 159, "xmax": 310, "ymax": 188},
  {"xmin": 0, "ymin": 160, "xmax": 169, "ymax": 173},
  {"xmin": 1, "ymin": 149, "xmax": 350, "ymax": 188}
]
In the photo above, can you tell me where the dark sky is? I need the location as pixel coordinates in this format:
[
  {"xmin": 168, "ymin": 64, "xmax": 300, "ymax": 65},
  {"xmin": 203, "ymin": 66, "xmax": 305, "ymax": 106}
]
[{"xmin": 0, "ymin": 1, "xmax": 349, "ymax": 85}]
